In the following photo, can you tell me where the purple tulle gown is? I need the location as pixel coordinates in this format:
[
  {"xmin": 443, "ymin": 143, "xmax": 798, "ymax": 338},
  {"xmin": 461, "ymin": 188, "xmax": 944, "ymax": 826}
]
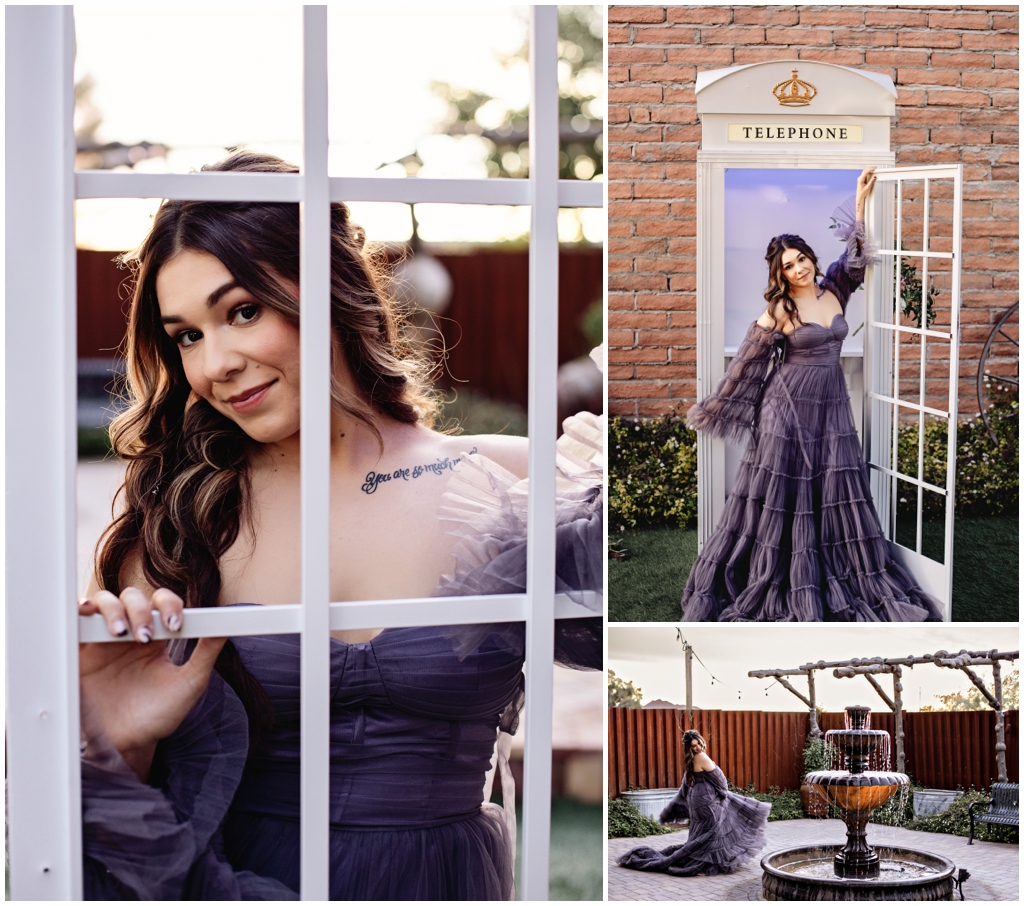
[
  {"xmin": 681, "ymin": 222, "xmax": 942, "ymax": 622},
  {"xmin": 617, "ymin": 767, "xmax": 770, "ymax": 877},
  {"xmin": 80, "ymin": 416, "xmax": 604, "ymax": 900}
]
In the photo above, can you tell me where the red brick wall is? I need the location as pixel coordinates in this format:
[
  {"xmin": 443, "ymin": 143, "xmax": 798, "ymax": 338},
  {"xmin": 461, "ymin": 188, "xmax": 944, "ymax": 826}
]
[{"xmin": 609, "ymin": 5, "xmax": 1019, "ymax": 419}]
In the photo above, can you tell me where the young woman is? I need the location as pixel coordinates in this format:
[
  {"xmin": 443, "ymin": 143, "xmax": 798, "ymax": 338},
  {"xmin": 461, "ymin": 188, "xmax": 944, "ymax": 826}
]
[
  {"xmin": 681, "ymin": 168, "xmax": 941, "ymax": 622},
  {"xmin": 617, "ymin": 730, "xmax": 770, "ymax": 877},
  {"xmin": 77, "ymin": 152, "xmax": 603, "ymax": 899}
]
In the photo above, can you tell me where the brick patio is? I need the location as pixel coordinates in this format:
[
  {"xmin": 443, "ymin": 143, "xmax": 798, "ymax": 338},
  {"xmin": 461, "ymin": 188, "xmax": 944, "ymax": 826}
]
[{"xmin": 608, "ymin": 818, "xmax": 1019, "ymax": 901}]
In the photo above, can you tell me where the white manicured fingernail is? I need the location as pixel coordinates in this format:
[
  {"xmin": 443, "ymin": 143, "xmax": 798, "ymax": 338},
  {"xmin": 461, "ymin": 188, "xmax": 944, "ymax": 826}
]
[
  {"xmin": 166, "ymin": 613, "xmax": 182, "ymax": 632},
  {"xmin": 113, "ymin": 619, "xmax": 129, "ymax": 637},
  {"xmin": 136, "ymin": 625, "xmax": 152, "ymax": 644}
]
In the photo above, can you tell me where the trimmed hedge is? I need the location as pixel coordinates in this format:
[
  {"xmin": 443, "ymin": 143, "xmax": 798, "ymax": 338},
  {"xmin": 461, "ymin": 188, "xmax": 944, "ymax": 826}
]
[
  {"xmin": 609, "ymin": 397, "xmax": 1018, "ymax": 531},
  {"xmin": 609, "ymin": 415, "xmax": 697, "ymax": 532},
  {"xmin": 607, "ymin": 797, "xmax": 673, "ymax": 839}
]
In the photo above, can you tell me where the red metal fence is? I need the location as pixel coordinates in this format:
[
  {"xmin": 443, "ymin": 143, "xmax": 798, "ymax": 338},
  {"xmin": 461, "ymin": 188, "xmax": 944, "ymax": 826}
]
[
  {"xmin": 903, "ymin": 709, "xmax": 1019, "ymax": 792},
  {"xmin": 609, "ymin": 708, "xmax": 1019, "ymax": 799},
  {"xmin": 76, "ymin": 247, "xmax": 603, "ymax": 409}
]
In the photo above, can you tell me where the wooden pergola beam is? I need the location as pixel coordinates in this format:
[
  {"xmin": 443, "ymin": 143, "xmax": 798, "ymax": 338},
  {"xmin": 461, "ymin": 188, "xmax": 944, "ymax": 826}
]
[
  {"xmin": 756, "ymin": 649, "xmax": 1017, "ymax": 780},
  {"xmin": 748, "ymin": 668, "xmax": 819, "ymax": 738},
  {"xmin": 799, "ymin": 650, "xmax": 1018, "ymax": 671}
]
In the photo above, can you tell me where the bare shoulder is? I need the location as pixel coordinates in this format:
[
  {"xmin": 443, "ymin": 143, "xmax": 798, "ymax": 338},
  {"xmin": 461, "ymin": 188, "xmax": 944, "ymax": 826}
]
[
  {"xmin": 757, "ymin": 308, "xmax": 788, "ymax": 334},
  {"xmin": 373, "ymin": 423, "xmax": 529, "ymax": 484},
  {"xmin": 440, "ymin": 432, "xmax": 529, "ymax": 479},
  {"xmin": 818, "ymin": 286, "xmax": 841, "ymax": 310},
  {"xmin": 693, "ymin": 751, "xmax": 716, "ymax": 772}
]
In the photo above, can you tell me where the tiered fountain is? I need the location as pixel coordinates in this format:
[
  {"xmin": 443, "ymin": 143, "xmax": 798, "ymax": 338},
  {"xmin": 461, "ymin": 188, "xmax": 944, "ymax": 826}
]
[{"xmin": 761, "ymin": 705, "xmax": 956, "ymax": 901}]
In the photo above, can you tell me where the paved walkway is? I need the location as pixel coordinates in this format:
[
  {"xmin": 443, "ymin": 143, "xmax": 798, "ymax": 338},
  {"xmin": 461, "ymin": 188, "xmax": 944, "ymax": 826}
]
[{"xmin": 609, "ymin": 819, "xmax": 1019, "ymax": 901}]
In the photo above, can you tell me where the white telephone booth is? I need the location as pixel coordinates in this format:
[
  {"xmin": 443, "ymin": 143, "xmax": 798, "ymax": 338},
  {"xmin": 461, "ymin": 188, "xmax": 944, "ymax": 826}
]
[{"xmin": 695, "ymin": 60, "xmax": 962, "ymax": 620}]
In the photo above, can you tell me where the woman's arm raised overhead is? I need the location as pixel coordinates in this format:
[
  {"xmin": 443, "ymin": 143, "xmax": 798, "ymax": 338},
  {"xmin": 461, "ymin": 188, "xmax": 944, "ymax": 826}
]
[{"xmin": 823, "ymin": 167, "xmax": 878, "ymax": 310}]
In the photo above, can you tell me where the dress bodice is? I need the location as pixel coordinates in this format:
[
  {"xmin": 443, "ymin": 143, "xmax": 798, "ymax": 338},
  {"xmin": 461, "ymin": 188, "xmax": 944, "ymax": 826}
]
[
  {"xmin": 230, "ymin": 626, "xmax": 526, "ymax": 828},
  {"xmin": 784, "ymin": 313, "xmax": 848, "ymax": 366},
  {"xmin": 689, "ymin": 766, "xmax": 724, "ymax": 784}
]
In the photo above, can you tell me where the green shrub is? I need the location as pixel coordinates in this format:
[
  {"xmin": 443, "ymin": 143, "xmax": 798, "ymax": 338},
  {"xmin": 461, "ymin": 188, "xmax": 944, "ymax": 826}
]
[
  {"xmin": 607, "ymin": 797, "xmax": 673, "ymax": 839},
  {"xmin": 896, "ymin": 396, "xmax": 1018, "ymax": 521},
  {"xmin": 609, "ymin": 395, "xmax": 1018, "ymax": 529},
  {"xmin": 609, "ymin": 415, "xmax": 698, "ymax": 531},
  {"xmin": 906, "ymin": 789, "xmax": 1019, "ymax": 844},
  {"xmin": 802, "ymin": 736, "xmax": 839, "ymax": 777},
  {"xmin": 869, "ymin": 784, "xmax": 917, "ymax": 828},
  {"xmin": 730, "ymin": 784, "xmax": 805, "ymax": 822}
]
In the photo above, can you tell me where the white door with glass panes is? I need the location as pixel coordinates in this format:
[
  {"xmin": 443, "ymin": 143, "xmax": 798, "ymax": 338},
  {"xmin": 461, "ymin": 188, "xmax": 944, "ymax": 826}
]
[{"xmin": 863, "ymin": 164, "xmax": 963, "ymax": 622}]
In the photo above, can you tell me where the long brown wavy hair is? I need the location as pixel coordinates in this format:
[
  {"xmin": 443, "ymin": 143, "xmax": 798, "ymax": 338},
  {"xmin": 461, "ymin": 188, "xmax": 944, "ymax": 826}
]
[
  {"xmin": 763, "ymin": 233, "xmax": 823, "ymax": 330},
  {"xmin": 96, "ymin": 151, "xmax": 439, "ymax": 744},
  {"xmin": 683, "ymin": 729, "xmax": 709, "ymax": 782}
]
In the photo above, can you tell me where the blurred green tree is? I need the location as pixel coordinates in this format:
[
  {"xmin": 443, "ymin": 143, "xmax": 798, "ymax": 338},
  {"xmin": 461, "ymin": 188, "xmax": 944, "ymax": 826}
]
[
  {"xmin": 609, "ymin": 670, "xmax": 643, "ymax": 709},
  {"xmin": 922, "ymin": 669, "xmax": 1019, "ymax": 712},
  {"xmin": 427, "ymin": 6, "xmax": 604, "ymax": 182}
]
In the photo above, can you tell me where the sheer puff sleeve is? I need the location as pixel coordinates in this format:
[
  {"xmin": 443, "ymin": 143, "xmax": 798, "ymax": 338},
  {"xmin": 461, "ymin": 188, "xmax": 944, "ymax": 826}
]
[
  {"xmin": 685, "ymin": 321, "xmax": 781, "ymax": 445},
  {"xmin": 659, "ymin": 782, "xmax": 690, "ymax": 824},
  {"xmin": 432, "ymin": 410, "xmax": 603, "ymax": 674},
  {"xmin": 81, "ymin": 669, "xmax": 297, "ymax": 900},
  {"xmin": 822, "ymin": 218, "xmax": 879, "ymax": 310}
]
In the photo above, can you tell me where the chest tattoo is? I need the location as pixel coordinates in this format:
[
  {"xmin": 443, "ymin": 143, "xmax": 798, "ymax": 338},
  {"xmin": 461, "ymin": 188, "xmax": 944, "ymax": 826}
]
[{"xmin": 360, "ymin": 447, "xmax": 478, "ymax": 495}]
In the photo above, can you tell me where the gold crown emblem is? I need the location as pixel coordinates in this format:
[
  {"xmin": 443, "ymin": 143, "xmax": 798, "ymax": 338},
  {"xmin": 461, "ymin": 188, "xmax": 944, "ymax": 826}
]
[{"xmin": 772, "ymin": 69, "xmax": 817, "ymax": 107}]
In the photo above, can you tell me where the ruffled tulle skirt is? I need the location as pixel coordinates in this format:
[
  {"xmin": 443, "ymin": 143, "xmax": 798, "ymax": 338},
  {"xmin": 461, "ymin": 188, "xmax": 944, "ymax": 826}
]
[
  {"xmin": 682, "ymin": 361, "xmax": 942, "ymax": 622},
  {"xmin": 618, "ymin": 784, "xmax": 770, "ymax": 877},
  {"xmin": 224, "ymin": 807, "xmax": 514, "ymax": 900}
]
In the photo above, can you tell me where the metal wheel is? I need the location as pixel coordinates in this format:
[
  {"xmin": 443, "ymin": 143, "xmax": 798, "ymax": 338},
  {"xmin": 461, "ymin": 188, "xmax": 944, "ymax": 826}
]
[{"xmin": 976, "ymin": 301, "xmax": 1018, "ymax": 444}]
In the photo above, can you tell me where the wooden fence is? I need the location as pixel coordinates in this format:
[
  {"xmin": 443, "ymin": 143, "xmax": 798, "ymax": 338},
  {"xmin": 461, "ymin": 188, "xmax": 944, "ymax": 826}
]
[
  {"xmin": 609, "ymin": 708, "xmax": 1019, "ymax": 799},
  {"xmin": 76, "ymin": 246, "xmax": 603, "ymax": 410}
]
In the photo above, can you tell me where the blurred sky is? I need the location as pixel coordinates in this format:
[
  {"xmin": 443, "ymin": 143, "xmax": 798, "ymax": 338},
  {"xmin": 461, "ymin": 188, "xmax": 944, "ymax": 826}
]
[
  {"xmin": 609, "ymin": 624, "xmax": 1019, "ymax": 714},
  {"xmin": 724, "ymin": 168, "xmax": 864, "ymax": 353},
  {"xmin": 73, "ymin": 4, "xmax": 604, "ymax": 249}
]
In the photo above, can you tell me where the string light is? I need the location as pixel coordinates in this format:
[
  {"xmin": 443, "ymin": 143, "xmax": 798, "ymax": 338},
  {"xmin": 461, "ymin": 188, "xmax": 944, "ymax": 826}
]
[{"xmin": 677, "ymin": 630, "xmax": 743, "ymax": 694}]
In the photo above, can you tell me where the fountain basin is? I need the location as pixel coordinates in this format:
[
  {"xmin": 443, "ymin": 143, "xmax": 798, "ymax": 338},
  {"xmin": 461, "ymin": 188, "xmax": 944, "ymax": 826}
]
[
  {"xmin": 805, "ymin": 770, "xmax": 909, "ymax": 814},
  {"xmin": 762, "ymin": 845, "xmax": 955, "ymax": 901}
]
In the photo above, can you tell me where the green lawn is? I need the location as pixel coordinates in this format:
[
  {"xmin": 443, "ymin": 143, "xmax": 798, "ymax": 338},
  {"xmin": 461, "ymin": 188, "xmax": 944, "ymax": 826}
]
[
  {"xmin": 608, "ymin": 515, "xmax": 1018, "ymax": 623},
  {"xmin": 510, "ymin": 799, "xmax": 603, "ymax": 900}
]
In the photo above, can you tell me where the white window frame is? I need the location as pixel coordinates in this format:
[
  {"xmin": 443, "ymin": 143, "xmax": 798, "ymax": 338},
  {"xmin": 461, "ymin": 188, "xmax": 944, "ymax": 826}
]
[
  {"xmin": 5, "ymin": 6, "xmax": 603, "ymax": 900},
  {"xmin": 863, "ymin": 164, "xmax": 963, "ymax": 622}
]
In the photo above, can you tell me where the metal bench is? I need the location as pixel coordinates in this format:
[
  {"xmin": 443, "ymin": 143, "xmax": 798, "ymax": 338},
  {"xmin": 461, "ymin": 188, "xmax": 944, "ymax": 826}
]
[{"xmin": 968, "ymin": 783, "xmax": 1019, "ymax": 844}]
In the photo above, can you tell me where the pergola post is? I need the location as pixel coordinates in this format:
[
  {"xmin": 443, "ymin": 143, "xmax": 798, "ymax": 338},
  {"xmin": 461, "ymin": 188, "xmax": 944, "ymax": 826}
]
[
  {"xmin": 991, "ymin": 656, "xmax": 1006, "ymax": 783},
  {"xmin": 685, "ymin": 642, "xmax": 693, "ymax": 721},
  {"xmin": 807, "ymin": 669, "xmax": 820, "ymax": 740},
  {"xmin": 892, "ymin": 665, "xmax": 905, "ymax": 774}
]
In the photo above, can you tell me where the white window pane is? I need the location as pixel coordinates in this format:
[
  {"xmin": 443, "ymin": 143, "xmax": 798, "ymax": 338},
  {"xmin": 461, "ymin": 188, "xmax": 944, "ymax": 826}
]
[
  {"xmin": 72, "ymin": 7, "xmax": 302, "ymax": 172},
  {"xmin": 326, "ymin": 7, "xmax": 528, "ymax": 179}
]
